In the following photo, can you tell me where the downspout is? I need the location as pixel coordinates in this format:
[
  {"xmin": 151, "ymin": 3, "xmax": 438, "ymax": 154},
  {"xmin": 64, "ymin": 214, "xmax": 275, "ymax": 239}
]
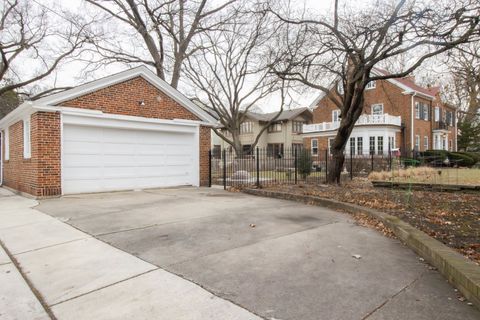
[
  {"xmin": 410, "ymin": 92, "xmax": 417, "ymax": 152},
  {"xmin": 454, "ymin": 109, "xmax": 458, "ymax": 151}
]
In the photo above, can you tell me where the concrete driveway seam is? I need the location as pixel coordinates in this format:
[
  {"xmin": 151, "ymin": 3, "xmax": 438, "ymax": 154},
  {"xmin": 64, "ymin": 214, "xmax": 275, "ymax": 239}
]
[
  {"xmin": 166, "ymin": 221, "xmax": 341, "ymax": 268},
  {"xmin": 49, "ymin": 268, "xmax": 160, "ymax": 307},
  {"xmin": 360, "ymin": 270, "xmax": 427, "ymax": 320},
  {"xmin": 0, "ymin": 239, "xmax": 55, "ymax": 320}
]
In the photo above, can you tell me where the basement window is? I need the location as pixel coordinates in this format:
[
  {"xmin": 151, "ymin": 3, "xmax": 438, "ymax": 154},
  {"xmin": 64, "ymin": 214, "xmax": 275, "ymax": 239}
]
[{"xmin": 23, "ymin": 119, "xmax": 31, "ymax": 159}]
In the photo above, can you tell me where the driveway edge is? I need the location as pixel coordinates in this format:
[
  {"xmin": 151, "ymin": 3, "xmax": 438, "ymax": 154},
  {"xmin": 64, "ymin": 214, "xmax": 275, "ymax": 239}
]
[{"xmin": 243, "ymin": 188, "xmax": 480, "ymax": 310}]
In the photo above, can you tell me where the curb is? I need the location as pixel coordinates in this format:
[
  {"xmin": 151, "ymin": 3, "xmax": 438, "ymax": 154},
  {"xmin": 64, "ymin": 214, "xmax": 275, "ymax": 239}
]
[
  {"xmin": 243, "ymin": 188, "xmax": 480, "ymax": 310},
  {"xmin": 371, "ymin": 180, "xmax": 480, "ymax": 192}
]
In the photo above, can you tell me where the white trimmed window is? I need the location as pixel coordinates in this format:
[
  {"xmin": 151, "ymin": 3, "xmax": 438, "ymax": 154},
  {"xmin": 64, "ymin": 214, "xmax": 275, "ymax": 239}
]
[
  {"xmin": 23, "ymin": 119, "xmax": 31, "ymax": 159},
  {"xmin": 328, "ymin": 137, "xmax": 334, "ymax": 155},
  {"xmin": 349, "ymin": 137, "xmax": 356, "ymax": 155},
  {"xmin": 357, "ymin": 137, "xmax": 363, "ymax": 155},
  {"xmin": 377, "ymin": 136, "xmax": 383, "ymax": 155},
  {"xmin": 424, "ymin": 136, "xmax": 429, "ymax": 151},
  {"xmin": 240, "ymin": 121, "xmax": 253, "ymax": 134},
  {"xmin": 434, "ymin": 107, "xmax": 440, "ymax": 122},
  {"xmin": 332, "ymin": 110, "xmax": 340, "ymax": 122},
  {"xmin": 415, "ymin": 103, "xmax": 420, "ymax": 119},
  {"xmin": 4, "ymin": 128, "xmax": 9, "ymax": 161},
  {"xmin": 371, "ymin": 104, "xmax": 384, "ymax": 115},
  {"xmin": 365, "ymin": 81, "xmax": 376, "ymax": 90},
  {"xmin": 415, "ymin": 135, "xmax": 420, "ymax": 150},
  {"xmin": 311, "ymin": 139, "xmax": 318, "ymax": 155}
]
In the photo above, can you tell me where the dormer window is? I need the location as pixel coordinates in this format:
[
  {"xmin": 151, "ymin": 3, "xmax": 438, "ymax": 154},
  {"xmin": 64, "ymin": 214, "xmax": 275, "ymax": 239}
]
[{"xmin": 365, "ymin": 81, "xmax": 376, "ymax": 90}]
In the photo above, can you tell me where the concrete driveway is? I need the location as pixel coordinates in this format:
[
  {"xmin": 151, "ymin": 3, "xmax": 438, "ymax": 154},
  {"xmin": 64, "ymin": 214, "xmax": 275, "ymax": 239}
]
[{"xmin": 37, "ymin": 187, "xmax": 480, "ymax": 320}]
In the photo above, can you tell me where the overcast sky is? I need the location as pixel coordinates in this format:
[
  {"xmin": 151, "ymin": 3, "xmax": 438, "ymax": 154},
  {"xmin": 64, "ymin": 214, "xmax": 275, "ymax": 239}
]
[{"xmin": 21, "ymin": 0, "xmax": 383, "ymax": 111}]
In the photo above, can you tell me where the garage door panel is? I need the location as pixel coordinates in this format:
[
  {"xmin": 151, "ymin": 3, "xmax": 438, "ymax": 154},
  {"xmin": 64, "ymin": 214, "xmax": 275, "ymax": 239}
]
[
  {"xmin": 63, "ymin": 154, "xmax": 102, "ymax": 168},
  {"xmin": 62, "ymin": 123, "xmax": 197, "ymax": 194},
  {"xmin": 64, "ymin": 141, "xmax": 104, "ymax": 155}
]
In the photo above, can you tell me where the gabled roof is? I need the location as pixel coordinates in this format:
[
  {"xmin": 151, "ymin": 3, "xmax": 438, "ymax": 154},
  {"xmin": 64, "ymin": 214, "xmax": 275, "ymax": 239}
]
[
  {"xmin": 309, "ymin": 68, "xmax": 436, "ymax": 109},
  {"xmin": 33, "ymin": 66, "xmax": 216, "ymax": 124},
  {"xmin": 246, "ymin": 107, "xmax": 312, "ymax": 122},
  {"xmin": 372, "ymin": 68, "xmax": 435, "ymax": 99}
]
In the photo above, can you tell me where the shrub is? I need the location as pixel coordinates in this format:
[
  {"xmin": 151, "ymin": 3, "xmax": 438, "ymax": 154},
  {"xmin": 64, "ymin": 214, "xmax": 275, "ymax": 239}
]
[
  {"xmin": 457, "ymin": 152, "xmax": 480, "ymax": 164},
  {"xmin": 447, "ymin": 152, "xmax": 476, "ymax": 167},
  {"xmin": 297, "ymin": 149, "xmax": 312, "ymax": 179},
  {"xmin": 400, "ymin": 157, "xmax": 420, "ymax": 167}
]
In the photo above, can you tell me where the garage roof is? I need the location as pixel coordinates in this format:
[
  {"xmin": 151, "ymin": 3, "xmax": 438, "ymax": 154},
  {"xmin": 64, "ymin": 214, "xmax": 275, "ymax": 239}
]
[
  {"xmin": 0, "ymin": 66, "xmax": 217, "ymax": 129},
  {"xmin": 35, "ymin": 66, "xmax": 217, "ymax": 124}
]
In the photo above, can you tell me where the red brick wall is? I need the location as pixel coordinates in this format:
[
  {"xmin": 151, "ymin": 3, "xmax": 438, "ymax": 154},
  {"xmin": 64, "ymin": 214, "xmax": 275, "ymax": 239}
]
[
  {"xmin": 61, "ymin": 77, "xmax": 199, "ymax": 121},
  {"xmin": 2, "ymin": 76, "xmax": 211, "ymax": 197},
  {"xmin": 199, "ymin": 126, "xmax": 211, "ymax": 186},
  {"xmin": 2, "ymin": 112, "xmax": 61, "ymax": 197},
  {"xmin": 309, "ymin": 79, "xmax": 453, "ymax": 153}
]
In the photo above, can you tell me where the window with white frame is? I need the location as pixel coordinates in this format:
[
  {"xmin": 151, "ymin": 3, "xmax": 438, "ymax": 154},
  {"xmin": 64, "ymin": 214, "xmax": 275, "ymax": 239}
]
[
  {"xmin": 349, "ymin": 137, "xmax": 355, "ymax": 155},
  {"xmin": 292, "ymin": 121, "xmax": 304, "ymax": 133},
  {"xmin": 365, "ymin": 81, "xmax": 376, "ymax": 90},
  {"xmin": 415, "ymin": 135, "xmax": 420, "ymax": 150},
  {"xmin": 23, "ymin": 119, "xmax": 31, "ymax": 158},
  {"xmin": 337, "ymin": 82, "xmax": 344, "ymax": 95},
  {"xmin": 311, "ymin": 139, "xmax": 318, "ymax": 155},
  {"xmin": 357, "ymin": 137, "xmax": 363, "ymax": 155},
  {"xmin": 4, "ymin": 128, "xmax": 9, "ymax": 160},
  {"xmin": 423, "ymin": 104, "xmax": 429, "ymax": 120},
  {"xmin": 434, "ymin": 106, "xmax": 440, "ymax": 122},
  {"xmin": 371, "ymin": 104, "xmax": 384, "ymax": 115},
  {"xmin": 388, "ymin": 136, "xmax": 395, "ymax": 150},
  {"xmin": 240, "ymin": 121, "xmax": 253, "ymax": 134},
  {"xmin": 424, "ymin": 136, "xmax": 429, "ymax": 151},
  {"xmin": 415, "ymin": 103, "xmax": 420, "ymax": 119},
  {"xmin": 369, "ymin": 136, "xmax": 375, "ymax": 155},
  {"xmin": 377, "ymin": 136, "xmax": 383, "ymax": 155},
  {"xmin": 268, "ymin": 122, "xmax": 282, "ymax": 133},
  {"xmin": 332, "ymin": 110, "xmax": 340, "ymax": 122},
  {"xmin": 328, "ymin": 138, "xmax": 334, "ymax": 155}
]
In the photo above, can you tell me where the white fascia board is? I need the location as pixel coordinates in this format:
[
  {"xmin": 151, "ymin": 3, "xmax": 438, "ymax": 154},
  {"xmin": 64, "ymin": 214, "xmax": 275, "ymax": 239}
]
[
  {"xmin": 34, "ymin": 66, "xmax": 217, "ymax": 124},
  {"xmin": 0, "ymin": 102, "xmax": 34, "ymax": 129}
]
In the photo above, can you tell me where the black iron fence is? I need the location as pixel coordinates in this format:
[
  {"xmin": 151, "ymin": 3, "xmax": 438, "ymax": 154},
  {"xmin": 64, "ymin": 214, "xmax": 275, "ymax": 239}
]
[{"xmin": 209, "ymin": 147, "xmax": 397, "ymax": 189}]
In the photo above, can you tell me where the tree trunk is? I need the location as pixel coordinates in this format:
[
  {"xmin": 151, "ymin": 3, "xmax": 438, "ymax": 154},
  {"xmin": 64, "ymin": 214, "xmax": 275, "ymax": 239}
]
[{"xmin": 327, "ymin": 148, "xmax": 345, "ymax": 184}]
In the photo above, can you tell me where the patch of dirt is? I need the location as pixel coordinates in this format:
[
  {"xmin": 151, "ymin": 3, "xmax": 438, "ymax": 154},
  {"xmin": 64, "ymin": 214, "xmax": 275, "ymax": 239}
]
[{"xmin": 265, "ymin": 179, "xmax": 480, "ymax": 265}]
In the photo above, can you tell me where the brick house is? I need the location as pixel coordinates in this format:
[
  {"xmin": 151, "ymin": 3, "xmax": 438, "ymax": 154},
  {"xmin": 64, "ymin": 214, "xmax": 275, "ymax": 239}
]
[
  {"xmin": 0, "ymin": 66, "xmax": 216, "ymax": 197},
  {"xmin": 303, "ymin": 68, "xmax": 457, "ymax": 157}
]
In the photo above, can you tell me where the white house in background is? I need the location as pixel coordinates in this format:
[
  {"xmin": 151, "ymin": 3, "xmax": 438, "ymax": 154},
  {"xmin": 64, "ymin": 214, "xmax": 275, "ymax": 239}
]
[{"xmin": 211, "ymin": 107, "xmax": 313, "ymax": 157}]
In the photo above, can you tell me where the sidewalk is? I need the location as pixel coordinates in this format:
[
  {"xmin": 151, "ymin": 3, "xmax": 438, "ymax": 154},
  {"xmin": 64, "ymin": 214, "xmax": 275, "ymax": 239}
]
[{"xmin": 0, "ymin": 188, "xmax": 261, "ymax": 320}]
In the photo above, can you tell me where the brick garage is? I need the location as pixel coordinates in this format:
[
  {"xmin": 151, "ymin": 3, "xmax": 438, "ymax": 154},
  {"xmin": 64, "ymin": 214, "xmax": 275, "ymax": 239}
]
[{"xmin": 0, "ymin": 66, "xmax": 215, "ymax": 197}]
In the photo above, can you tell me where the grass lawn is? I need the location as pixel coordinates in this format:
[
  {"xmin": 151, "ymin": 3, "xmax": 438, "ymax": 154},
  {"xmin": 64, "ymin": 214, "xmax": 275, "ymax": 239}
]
[{"xmin": 374, "ymin": 168, "xmax": 480, "ymax": 186}]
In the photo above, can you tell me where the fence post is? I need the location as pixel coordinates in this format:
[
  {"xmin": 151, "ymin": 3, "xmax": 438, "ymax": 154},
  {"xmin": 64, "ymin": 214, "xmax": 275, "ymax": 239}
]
[
  {"xmin": 371, "ymin": 152, "xmax": 374, "ymax": 172},
  {"xmin": 325, "ymin": 149, "xmax": 328, "ymax": 183},
  {"xmin": 208, "ymin": 150, "xmax": 212, "ymax": 187},
  {"xmin": 256, "ymin": 147, "xmax": 260, "ymax": 188},
  {"xmin": 223, "ymin": 149, "xmax": 226, "ymax": 190},
  {"xmin": 294, "ymin": 148, "xmax": 298, "ymax": 184},
  {"xmin": 350, "ymin": 146, "xmax": 353, "ymax": 180}
]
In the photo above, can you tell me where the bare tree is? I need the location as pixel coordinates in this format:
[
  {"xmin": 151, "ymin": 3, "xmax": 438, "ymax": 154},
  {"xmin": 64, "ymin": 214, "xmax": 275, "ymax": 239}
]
[
  {"xmin": 442, "ymin": 44, "xmax": 480, "ymax": 150},
  {"xmin": 271, "ymin": 0, "xmax": 480, "ymax": 183},
  {"xmin": 0, "ymin": 0, "xmax": 93, "ymax": 100},
  {"xmin": 185, "ymin": 6, "xmax": 288, "ymax": 156},
  {"xmin": 85, "ymin": 0, "xmax": 237, "ymax": 88}
]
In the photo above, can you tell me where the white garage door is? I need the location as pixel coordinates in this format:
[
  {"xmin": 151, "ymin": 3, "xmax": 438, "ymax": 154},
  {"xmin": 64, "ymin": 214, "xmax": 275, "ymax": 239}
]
[{"xmin": 62, "ymin": 122, "xmax": 198, "ymax": 194}]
